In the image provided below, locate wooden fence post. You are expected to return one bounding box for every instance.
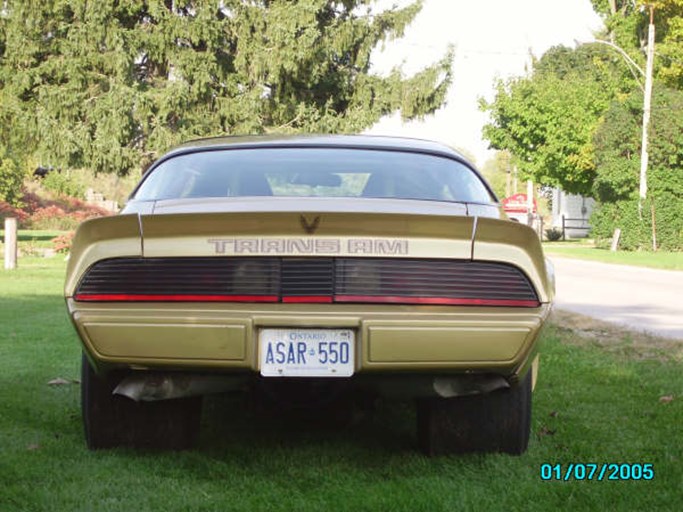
[561,215,566,241]
[4,217,18,270]
[610,228,621,252]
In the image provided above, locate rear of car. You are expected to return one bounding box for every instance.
[65,135,554,455]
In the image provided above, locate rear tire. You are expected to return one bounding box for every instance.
[417,371,532,456]
[81,354,202,450]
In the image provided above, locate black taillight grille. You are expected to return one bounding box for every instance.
[337,259,536,300]
[281,258,334,297]
[75,257,279,296]
[75,257,539,306]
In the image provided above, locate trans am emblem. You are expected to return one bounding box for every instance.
[299,215,321,234]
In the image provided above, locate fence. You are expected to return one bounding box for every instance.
[561,215,591,241]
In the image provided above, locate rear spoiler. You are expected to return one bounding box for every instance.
[66,212,553,303]
[65,215,141,297]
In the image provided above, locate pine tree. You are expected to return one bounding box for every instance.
[0,0,452,176]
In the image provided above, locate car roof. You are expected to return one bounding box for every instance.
[163,134,471,164]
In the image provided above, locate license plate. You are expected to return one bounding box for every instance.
[259,329,355,377]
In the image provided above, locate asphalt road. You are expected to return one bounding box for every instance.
[549,257,683,340]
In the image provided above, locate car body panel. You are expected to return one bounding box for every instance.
[67,299,549,378]
[473,217,554,303]
[65,135,553,393]
[65,208,551,302]
[65,215,142,296]
[139,210,475,260]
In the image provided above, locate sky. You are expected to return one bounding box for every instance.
[366,0,604,166]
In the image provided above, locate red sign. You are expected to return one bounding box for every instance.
[502,193,537,214]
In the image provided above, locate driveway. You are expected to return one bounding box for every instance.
[549,257,683,340]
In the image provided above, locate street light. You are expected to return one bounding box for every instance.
[577,5,655,222]
[581,39,646,87]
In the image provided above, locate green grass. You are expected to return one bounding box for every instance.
[1,259,682,511]
[0,230,68,254]
[543,245,682,270]
[0,229,66,242]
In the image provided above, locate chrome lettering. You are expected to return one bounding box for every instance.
[262,239,285,253]
[235,239,258,253]
[207,239,229,254]
[348,239,374,254]
[287,239,314,254]
[315,239,341,254]
[207,238,409,255]
[375,239,408,255]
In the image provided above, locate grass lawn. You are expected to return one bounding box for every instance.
[543,244,682,271]
[0,229,66,242]
[1,259,681,511]
[0,229,68,254]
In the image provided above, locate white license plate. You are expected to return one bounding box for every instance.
[259,329,355,377]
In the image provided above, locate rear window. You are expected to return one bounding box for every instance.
[134,148,495,204]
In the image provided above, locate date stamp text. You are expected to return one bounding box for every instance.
[540,463,654,481]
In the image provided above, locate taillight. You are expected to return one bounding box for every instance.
[74,257,540,307]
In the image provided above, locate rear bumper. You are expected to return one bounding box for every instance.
[68,300,550,379]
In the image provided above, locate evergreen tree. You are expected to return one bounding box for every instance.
[0,0,452,177]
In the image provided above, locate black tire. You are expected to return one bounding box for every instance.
[417,371,532,456]
[81,354,202,450]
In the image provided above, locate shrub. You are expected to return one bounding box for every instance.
[17,189,111,230]
[2,187,112,230]
[28,204,109,230]
[591,87,683,251]
[0,201,30,224]
[52,231,75,253]
[590,194,683,251]
[545,227,563,241]
[29,206,74,230]
[41,171,85,199]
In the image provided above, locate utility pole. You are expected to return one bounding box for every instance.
[526,180,534,227]
[639,5,655,219]
[512,166,518,195]
[505,152,511,197]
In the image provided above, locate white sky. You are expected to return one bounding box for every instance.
[366,0,604,166]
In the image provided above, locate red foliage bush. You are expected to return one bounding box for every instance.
[21,191,44,213]
[52,231,75,253]
[0,201,30,224]
[13,188,112,230]
[3,188,112,254]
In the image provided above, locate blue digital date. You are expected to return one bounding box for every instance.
[540,463,654,481]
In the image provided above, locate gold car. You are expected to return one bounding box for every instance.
[65,135,554,455]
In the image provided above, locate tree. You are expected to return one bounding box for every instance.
[646,1,683,88]
[590,0,648,50]
[480,151,511,199]
[591,0,683,88]
[0,7,23,206]
[480,45,636,195]
[591,87,683,250]
[0,0,452,178]
[0,147,24,206]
